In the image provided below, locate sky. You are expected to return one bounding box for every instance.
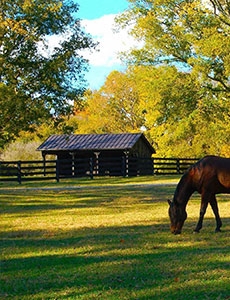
[76,0,134,90]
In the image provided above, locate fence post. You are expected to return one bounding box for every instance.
[122,154,129,177]
[43,159,46,176]
[56,160,60,182]
[152,158,155,175]
[89,157,93,179]
[123,151,129,177]
[17,161,22,184]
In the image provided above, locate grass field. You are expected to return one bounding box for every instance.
[1,176,230,299]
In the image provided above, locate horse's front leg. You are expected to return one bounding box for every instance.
[194,195,208,233]
[209,195,222,232]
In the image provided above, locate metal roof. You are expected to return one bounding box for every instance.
[37,133,155,153]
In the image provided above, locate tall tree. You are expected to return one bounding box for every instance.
[0,0,96,147]
[77,65,229,157]
[118,0,230,94]
[116,0,230,156]
[77,70,144,134]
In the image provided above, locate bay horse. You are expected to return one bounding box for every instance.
[168,156,230,234]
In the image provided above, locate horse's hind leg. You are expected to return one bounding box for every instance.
[194,196,208,233]
[209,195,222,232]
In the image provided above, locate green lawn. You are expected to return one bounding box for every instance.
[1,176,229,299]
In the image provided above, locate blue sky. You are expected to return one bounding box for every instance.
[76,0,133,90]
[77,0,129,20]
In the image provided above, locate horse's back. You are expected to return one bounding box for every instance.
[193,156,230,192]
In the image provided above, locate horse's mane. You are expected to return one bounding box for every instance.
[173,166,195,206]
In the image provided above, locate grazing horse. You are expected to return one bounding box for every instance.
[168,156,230,234]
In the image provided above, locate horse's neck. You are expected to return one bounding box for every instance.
[174,173,195,207]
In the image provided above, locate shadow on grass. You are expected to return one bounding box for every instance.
[0,184,177,215]
[1,183,229,299]
[1,219,230,300]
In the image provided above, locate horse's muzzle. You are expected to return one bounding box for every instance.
[171,227,182,235]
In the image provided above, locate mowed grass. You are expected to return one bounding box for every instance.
[0,176,229,300]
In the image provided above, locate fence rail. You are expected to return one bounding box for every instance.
[152,157,198,175]
[0,157,199,184]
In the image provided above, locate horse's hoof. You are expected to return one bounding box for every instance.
[193,230,200,234]
[215,229,221,233]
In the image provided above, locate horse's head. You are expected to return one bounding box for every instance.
[168,200,187,234]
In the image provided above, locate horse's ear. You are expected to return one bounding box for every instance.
[167,199,172,206]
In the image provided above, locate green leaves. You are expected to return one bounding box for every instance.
[0,0,96,147]
[106,0,230,156]
[120,0,230,93]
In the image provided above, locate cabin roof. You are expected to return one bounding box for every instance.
[37,133,155,153]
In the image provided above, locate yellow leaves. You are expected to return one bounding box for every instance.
[220,145,230,157]
[195,26,229,58]
[1,1,61,38]
[1,19,29,36]
[22,0,62,13]
[76,91,115,134]
[22,0,34,10]
[48,2,63,13]
[224,53,230,75]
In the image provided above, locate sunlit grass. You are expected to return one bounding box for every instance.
[0,176,229,299]
[0,175,179,189]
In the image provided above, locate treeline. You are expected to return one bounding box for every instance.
[1,0,229,160]
[75,66,229,157]
[2,64,229,160]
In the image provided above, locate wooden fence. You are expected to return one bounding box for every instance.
[0,157,199,184]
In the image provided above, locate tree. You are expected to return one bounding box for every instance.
[115,0,230,156]
[129,64,229,157]
[126,65,200,155]
[100,70,144,131]
[0,0,96,148]
[118,0,230,94]
[76,64,229,157]
[77,71,144,134]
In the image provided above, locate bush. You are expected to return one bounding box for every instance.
[1,141,42,161]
